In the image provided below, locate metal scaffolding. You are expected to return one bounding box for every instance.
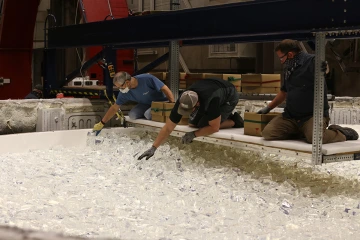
[312,32,326,165]
[168,0,180,100]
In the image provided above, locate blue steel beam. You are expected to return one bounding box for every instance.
[47,0,360,49]
[43,49,57,98]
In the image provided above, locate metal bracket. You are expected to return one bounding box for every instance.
[323,154,355,164]
[181,0,192,8]
[329,47,347,73]
[179,53,190,74]
[0,77,10,86]
[169,41,180,100]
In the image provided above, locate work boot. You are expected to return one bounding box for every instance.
[230,112,244,128]
[328,124,359,140]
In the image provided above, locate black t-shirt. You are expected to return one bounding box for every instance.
[169,78,235,124]
[281,52,329,120]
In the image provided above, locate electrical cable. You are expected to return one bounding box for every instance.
[74,0,85,81]
[107,0,113,17]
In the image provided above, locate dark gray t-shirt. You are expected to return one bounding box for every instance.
[169,78,236,124]
[281,52,329,121]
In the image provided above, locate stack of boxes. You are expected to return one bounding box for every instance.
[150,101,189,125]
[147,72,281,94]
[242,74,281,94]
[179,72,187,89]
[223,74,242,92]
[204,73,224,79]
[183,73,223,88]
[150,101,166,123]
[243,112,281,136]
[149,72,167,82]
[149,71,184,88]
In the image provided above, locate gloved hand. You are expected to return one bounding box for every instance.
[321,61,328,72]
[257,106,271,114]
[181,131,197,144]
[138,146,157,160]
[93,121,104,136]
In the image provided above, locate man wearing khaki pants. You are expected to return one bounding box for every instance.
[258,39,358,143]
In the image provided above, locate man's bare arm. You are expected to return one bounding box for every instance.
[102,104,120,123]
[192,116,221,137]
[161,85,175,103]
[268,90,287,109]
[153,118,177,148]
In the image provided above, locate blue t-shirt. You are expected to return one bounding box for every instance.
[116,74,168,105]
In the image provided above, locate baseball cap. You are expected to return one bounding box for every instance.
[177,90,198,116]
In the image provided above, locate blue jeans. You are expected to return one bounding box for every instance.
[128,103,152,120]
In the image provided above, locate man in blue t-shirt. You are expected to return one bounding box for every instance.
[92,71,174,133]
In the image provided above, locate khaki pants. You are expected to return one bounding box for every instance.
[262,115,346,144]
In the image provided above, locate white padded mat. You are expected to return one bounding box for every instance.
[127,118,264,145]
[127,118,360,156]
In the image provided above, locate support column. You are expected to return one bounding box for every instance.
[43,14,58,98]
[255,42,275,74]
[168,0,180,100]
[103,47,117,98]
[312,32,326,165]
[169,41,180,100]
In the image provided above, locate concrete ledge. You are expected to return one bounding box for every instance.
[0,99,105,135]
[0,225,115,240]
[1,97,360,135]
[0,99,135,135]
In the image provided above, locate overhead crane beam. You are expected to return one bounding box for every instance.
[47,0,360,49]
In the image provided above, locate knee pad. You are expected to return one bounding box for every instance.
[128,111,137,120]
[144,108,152,120]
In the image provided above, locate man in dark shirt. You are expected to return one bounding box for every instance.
[258,39,358,143]
[138,78,244,160]
[24,84,43,99]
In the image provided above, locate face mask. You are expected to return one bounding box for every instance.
[284,58,294,67]
[120,87,130,93]
[284,52,302,68]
